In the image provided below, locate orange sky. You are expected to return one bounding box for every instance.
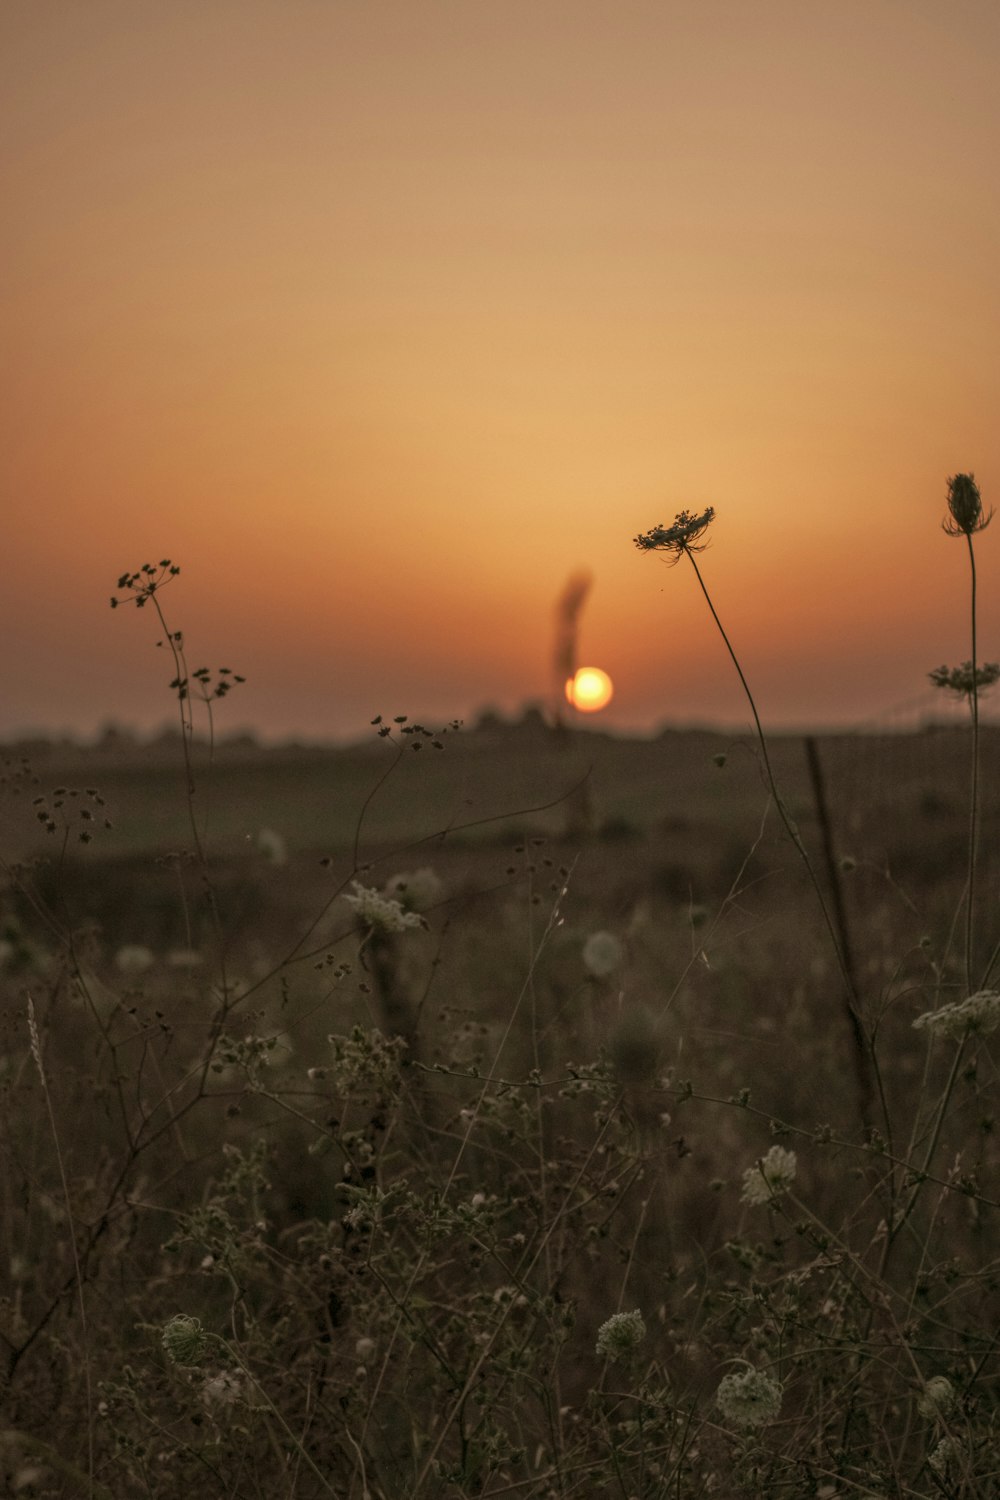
[3,0,999,741]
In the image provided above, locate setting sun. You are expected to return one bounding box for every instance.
[565,667,614,713]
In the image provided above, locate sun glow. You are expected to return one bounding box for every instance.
[565,666,614,713]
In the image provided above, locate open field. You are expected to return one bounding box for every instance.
[2,718,999,1496]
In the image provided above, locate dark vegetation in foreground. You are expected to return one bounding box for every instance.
[2,712,998,1497]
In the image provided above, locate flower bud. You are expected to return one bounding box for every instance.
[944,473,990,535]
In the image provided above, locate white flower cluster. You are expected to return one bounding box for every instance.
[256,826,288,865]
[582,930,623,977]
[344,881,423,934]
[913,990,1000,1040]
[715,1367,783,1429]
[115,944,155,975]
[918,1376,956,1419]
[740,1145,797,1206]
[595,1308,646,1361]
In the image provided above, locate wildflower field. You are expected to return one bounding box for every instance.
[2,489,999,1497]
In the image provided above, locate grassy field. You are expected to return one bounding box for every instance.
[2,710,998,1497]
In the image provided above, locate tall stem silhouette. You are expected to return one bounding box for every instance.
[682,547,875,1127]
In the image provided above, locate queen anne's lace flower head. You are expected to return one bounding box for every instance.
[634,507,716,564]
[913,990,1000,1040]
[344,882,423,935]
[582,930,623,977]
[918,1376,956,1419]
[740,1144,797,1206]
[595,1309,646,1361]
[161,1314,212,1366]
[715,1367,783,1429]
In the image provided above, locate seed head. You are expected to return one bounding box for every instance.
[634,507,715,564]
[161,1314,213,1366]
[943,473,992,537]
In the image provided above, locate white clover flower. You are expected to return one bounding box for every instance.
[715,1367,783,1429]
[595,1308,646,1361]
[740,1145,797,1206]
[115,944,155,976]
[384,866,443,912]
[913,990,1000,1040]
[928,1435,961,1478]
[167,947,204,970]
[343,882,422,935]
[582,930,623,978]
[918,1376,956,1419]
[256,827,288,865]
[201,1370,245,1410]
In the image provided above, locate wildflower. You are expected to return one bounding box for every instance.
[383,866,443,912]
[582,930,623,977]
[634,507,716,563]
[943,473,992,537]
[740,1144,797,1206]
[715,1366,783,1429]
[595,1308,646,1361]
[343,882,422,935]
[913,989,1000,1040]
[928,1435,961,1479]
[928,661,1000,699]
[161,1314,212,1366]
[201,1370,245,1410]
[115,944,155,975]
[256,827,288,865]
[167,947,204,969]
[918,1376,956,1419]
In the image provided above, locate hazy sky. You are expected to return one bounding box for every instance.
[3,0,999,741]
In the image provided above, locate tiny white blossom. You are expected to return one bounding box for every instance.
[741,1145,797,1206]
[256,827,288,865]
[115,944,155,975]
[201,1370,245,1410]
[343,882,422,935]
[918,1376,956,1419]
[716,1367,783,1429]
[913,990,1000,1040]
[928,1435,961,1478]
[167,947,204,970]
[582,930,623,978]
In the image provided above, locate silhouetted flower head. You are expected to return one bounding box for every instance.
[943,473,992,537]
[929,661,1000,700]
[634,507,715,563]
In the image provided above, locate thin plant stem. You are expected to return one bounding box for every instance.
[27,997,94,1493]
[683,548,875,1126]
[964,530,980,995]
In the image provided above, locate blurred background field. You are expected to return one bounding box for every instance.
[4,716,999,980]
